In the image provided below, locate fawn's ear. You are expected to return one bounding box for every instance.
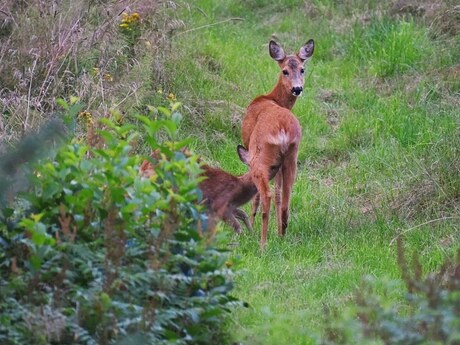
[298,39,315,61]
[237,145,250,166]
[269,40,286,62]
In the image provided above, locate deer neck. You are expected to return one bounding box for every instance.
[239,173,258,195]
[267,76,298,110]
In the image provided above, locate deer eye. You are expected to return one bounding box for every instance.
[300,68,305,74]
[282,70,289,76]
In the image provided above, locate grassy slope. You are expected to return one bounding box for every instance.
[169,1,460,344]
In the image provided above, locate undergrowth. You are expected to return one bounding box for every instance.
[0,101,239,344]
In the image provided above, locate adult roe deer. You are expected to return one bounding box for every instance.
[241,39,315,248]
[139,147,276,234]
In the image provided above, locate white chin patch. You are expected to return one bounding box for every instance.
[292,91,303,97]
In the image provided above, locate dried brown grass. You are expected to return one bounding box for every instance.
[0,0,182,148]
[391,0,460,36]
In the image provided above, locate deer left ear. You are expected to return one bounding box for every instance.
[269,40,286,62]
[298,39,315,61]
[237,145,251,166]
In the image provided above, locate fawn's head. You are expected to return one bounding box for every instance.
[269,39,315,97]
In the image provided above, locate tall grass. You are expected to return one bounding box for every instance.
[351,19,435,77]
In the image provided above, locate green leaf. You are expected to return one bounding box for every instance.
[122,203,138,214]
[30,254,43,270]
[157,106,171,117]
[164,329,180,340]
[56,98,69,110]
[161,120,177,136]
[100,292,112,310]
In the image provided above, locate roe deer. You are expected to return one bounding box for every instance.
[241,39,315,248]
[139,146,271,234]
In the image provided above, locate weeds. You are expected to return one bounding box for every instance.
[322,237,460,345]
[0,0,181,147]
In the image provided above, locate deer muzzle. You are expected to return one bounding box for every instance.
[291,86,303,97]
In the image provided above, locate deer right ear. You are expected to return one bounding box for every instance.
[237,145,250,166]
[269,40,286,62]
[298,39,315,61]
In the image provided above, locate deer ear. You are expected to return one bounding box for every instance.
[237,145,250,166]
[269,40,286,62]
[298,39,314,61]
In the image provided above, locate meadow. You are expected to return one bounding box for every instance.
[169,1,460,343]
[1,0,459,344]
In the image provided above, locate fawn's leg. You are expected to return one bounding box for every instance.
[216,205,243,234]
[234,208,253,232]
[251,193,260,226]
[221,212,243,234]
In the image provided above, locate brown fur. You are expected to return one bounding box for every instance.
[199,164,257,234]
[242,39,314,248]
[139,147,257,234]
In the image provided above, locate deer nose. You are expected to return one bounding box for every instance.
[292,86,303,96]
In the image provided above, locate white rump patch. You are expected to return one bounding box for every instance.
[268,129,291,152]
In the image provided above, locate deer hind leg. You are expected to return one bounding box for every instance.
[274,171,283,235]
[279,150,298,236]
[251,169,271,249]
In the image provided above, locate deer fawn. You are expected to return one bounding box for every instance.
[241,39,315,248]
[140,147,266,234]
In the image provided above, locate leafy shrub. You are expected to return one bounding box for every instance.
[321,238,460,345]
[0,102,239,344]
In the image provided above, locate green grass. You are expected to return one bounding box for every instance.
[168,0,460,343]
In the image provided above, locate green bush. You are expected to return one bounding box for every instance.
[321,238,460,345]
[0,103,239,344]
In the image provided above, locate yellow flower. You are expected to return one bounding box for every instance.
[131,12,141,21]
[120,23,129,28]
[79,111,94,125]
[168,93,177,102]
[103,73,113,82]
